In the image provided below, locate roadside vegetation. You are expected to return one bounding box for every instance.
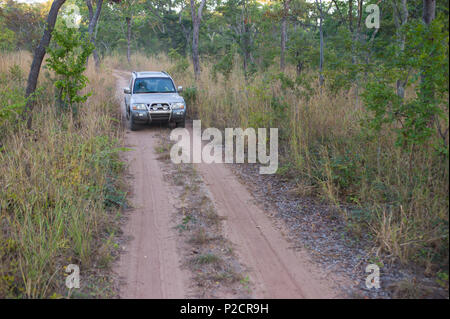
[0,50,125,298]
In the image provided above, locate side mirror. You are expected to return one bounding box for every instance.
[177,86,183,93]
[123,87,131,94]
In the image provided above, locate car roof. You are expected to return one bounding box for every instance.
[134,71,170,78]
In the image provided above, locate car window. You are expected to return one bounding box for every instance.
[133,77,175,93]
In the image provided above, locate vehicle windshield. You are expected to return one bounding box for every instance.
[133,77,175,93]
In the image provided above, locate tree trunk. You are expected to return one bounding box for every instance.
[422,0,435,25]
[93,24,100,66]
[348,0,353,33]
[280,17,287,71]
[296,58,303,76]
[349,0,363,106]
[421,0,436,104]
[280,0,290,71]
[192,19,200,78]
[24,0,66,130]
[319,20,324,86]
[179,6,191,54]
[351,0,362,65]
[190,0,206,80]
[86,0,104,68]
[242,0,251,77]
[126,16,132,64]
[393,0,408,99]
[317,0,324,86]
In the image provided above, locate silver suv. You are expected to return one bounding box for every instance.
[123,71,186,130]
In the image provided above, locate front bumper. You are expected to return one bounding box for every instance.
[131,109,185,123]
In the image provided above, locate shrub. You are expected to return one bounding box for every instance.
[46,25,94,110]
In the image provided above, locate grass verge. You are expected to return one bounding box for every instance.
[0,52,126,298]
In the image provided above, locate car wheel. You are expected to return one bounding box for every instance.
[176,120,185,128]
[129,118,138,131]
[169,122,176,129]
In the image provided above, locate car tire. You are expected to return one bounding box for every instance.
[129,118,138,131]
[176,120,185,128]
[169,122,176,129]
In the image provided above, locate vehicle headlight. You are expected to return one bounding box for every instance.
[172,102,185,110]
[132,103,147,110]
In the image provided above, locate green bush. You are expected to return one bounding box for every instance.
[182,86,198,108]
[46,25,94,110]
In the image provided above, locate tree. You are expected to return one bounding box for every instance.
[189,0,206,80]
[178,3,192,54]
[0,0,47,51]
[217,0,258,76]
[116,0,140,64]
[422,0,435,25]
[315,0,324,86]
[86,0,104,68]
[287,0,313,76]
[0,21,15,51]
[24,0,67,129]
[362,0,448,149]
[392,0,408,99]
[288,27,315,76]
[280,0,291,71]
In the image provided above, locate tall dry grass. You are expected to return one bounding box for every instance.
[107,53,448,273]
[0,53,124,298]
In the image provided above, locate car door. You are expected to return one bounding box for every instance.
[124,76,133,110]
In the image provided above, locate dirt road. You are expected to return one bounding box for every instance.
[114,71,190,298]
[113,71,337,299]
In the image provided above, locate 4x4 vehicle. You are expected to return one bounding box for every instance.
[124,71,186,130]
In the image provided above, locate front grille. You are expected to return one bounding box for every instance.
[150,112,170,121]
